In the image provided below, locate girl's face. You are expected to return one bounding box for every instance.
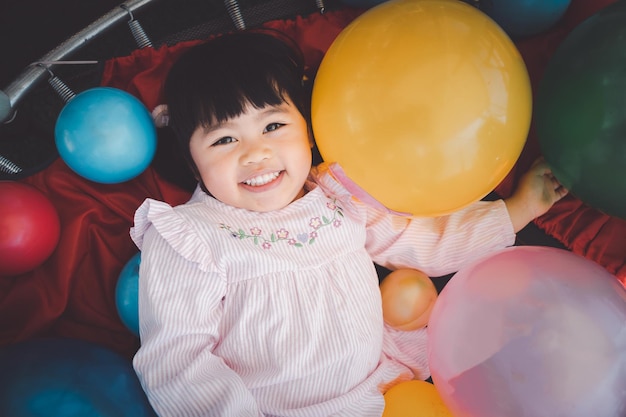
[189,98,312,212]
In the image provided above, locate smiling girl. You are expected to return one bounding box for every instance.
[130,30,566,417]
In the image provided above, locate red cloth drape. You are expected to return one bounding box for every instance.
[2,1,624,360]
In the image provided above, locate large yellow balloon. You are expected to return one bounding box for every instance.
[383,380,453,417]
[312,0,531,216]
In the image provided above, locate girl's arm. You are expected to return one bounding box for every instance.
[363,159,566,277]
[364,198,516,277]
[134,227,262,417]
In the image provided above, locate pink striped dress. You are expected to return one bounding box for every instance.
[130,163,515,416]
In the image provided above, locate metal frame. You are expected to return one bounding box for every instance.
[1,0,156,124]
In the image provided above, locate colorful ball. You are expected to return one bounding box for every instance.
[0,181,60,276]
[312,0,530,217]
[55,87,156,184]
[479,0,572,38]
[535,0,626,219]
[427,246,626,417]
[380,269,438,331]
[383,380,452,417]
[115,252,141,337]
[0,338,156,417]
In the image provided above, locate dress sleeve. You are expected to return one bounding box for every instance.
[363,199,516,277]
[311,162,516,277]
[132,203,263,417]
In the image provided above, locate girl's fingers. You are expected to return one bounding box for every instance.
[550,176,561,189]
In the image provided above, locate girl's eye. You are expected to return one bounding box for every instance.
[212,136,236,146]
[264,122,284,133]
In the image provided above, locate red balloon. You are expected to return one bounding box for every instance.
[0,181,61,276]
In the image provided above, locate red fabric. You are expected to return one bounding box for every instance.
[2,3,624,360]
[1,161,190,358]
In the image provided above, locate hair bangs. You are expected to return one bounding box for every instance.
[194,65,290,129]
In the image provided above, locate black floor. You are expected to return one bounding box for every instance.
[1,0,122,88]
[1,0,324,88]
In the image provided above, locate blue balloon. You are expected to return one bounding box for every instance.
[55,87,156,184]
[478,0,572,38]
[0,338,156,417]
[116,252,141,337]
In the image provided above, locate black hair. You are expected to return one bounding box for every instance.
[167,30,309,186]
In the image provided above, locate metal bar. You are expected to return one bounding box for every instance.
[1,0,157,121]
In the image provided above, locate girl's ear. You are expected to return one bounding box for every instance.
[151,104,169,128]
[309,128,324,165]
[307,125,315,148]
[152,126,198,192]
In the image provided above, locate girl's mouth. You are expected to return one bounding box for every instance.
[242,171,282,187]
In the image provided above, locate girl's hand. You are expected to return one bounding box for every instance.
[504,157,569,232]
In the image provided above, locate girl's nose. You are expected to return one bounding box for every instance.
[241,140,271,165]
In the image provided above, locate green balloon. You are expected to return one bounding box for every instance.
[535,0,626,219]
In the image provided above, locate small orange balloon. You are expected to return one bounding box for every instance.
[383,380,453,417]
[380,269,438,331]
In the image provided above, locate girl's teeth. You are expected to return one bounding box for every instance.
[244,172,280,186]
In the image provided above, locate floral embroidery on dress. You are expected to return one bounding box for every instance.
[220,199,344,249]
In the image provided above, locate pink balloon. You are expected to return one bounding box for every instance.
[427,246,626,417]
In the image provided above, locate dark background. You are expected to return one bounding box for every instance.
[1,0,122,88]
[1,0,327,89]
